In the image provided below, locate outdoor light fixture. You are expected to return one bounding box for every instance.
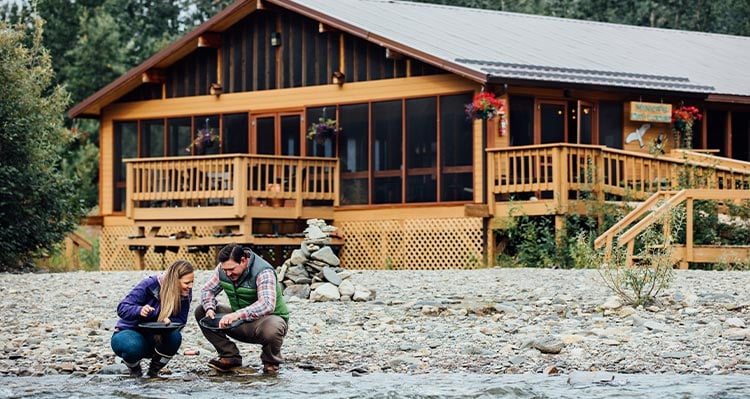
[270,32,281,47]
[331,71,346,86]
[209,82,223,97]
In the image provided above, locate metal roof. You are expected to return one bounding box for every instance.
[281,0,750,96]
[69,0,750,118]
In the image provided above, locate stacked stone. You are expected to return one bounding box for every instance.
[277,219,375,302]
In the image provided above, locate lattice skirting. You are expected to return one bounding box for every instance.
[101,225,219,271]
[338,217,485,270]
[103,217,485,270]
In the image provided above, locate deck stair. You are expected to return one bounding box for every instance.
[594,189,750,269]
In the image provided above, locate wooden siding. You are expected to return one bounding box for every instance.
[115,7,442,103]
[100,74,476,216]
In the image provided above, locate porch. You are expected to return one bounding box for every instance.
[122,154,340,269]
[486,144,750,267]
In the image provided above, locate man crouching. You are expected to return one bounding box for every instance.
[195,244,289,375]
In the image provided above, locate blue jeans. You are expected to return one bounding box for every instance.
[110,329,182,363]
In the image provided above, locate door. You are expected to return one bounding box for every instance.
[250,112,304,196]
[577,101,595,144]
[537,100,567,144]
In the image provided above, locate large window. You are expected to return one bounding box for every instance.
[113,122,137,212]
[140,119,164,157]
[193,115,220,155]
[306,106,337,158]
[223,113,248,153]
[339,103,369,205]
[168,117,191,156]
[440,94,473,202]
[338,93,474,206]
[509,96,534,146]
[373,100,403,204]
[406,97,437,203]
[599,102,623,149]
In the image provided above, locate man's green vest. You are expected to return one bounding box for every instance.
[219,253,289,321]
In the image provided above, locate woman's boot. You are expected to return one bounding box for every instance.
[124,360,142,377]
[147,349,172,377]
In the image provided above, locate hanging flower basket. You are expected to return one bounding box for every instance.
[465,92,504,120]
[307,117,341,144]
[185,128,219,153]
[671,105,702,149]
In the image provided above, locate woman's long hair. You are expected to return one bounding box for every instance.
[157,260,194,322]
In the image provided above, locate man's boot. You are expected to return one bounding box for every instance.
[124,360,142,377]
[147,350,172,378]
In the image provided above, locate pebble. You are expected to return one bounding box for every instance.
[1,268,749,376]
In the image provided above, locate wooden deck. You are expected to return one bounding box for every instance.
[486,144,750,267]
[116,145,750,269]
[122,154,340,268]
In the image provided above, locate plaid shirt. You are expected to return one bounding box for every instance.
[200,265,277,321]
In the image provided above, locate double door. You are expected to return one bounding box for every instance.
[251,112,303,156]
[536,100,595,145]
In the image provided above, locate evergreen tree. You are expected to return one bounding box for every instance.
[0,18,84,270]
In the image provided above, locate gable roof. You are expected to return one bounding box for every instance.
[69,0,750,118]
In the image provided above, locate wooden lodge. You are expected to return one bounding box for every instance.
[68,0,750,270]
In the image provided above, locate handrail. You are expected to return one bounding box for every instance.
[616,190,687,246]
[608,189,750,268]
[123,154,339,220]
[593,191,677,252]
[486,144,750,214]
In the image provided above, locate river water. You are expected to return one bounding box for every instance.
[2,371,749,399]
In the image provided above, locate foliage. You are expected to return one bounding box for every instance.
[0,18,85,270]
[41,234,100,272]
[61,124,100,209]
[493,201,558,268]
[596,204,683,307]
[185,128,219,153]
[465,91,504,120]
[307,118,340,143]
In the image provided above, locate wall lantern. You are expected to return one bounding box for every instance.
[331,71,346,86]
[270,32,281,47]
[209,82,223,97]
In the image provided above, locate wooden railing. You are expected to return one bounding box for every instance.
[594,189,750,269]
[125,154,339,221]
[486,144,750,214]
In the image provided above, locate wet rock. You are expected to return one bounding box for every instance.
[531,337,564,354]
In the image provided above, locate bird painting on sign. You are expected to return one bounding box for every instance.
[625,123,652,148]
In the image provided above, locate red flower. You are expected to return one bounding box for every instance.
[465,92,504,120]
[671,104,702,149]
[671,105,702,124]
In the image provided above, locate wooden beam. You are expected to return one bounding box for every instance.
[141,69,165,84]
[385,48,404,60]
[464,204,489,218]
[319,22,338,33]
[198,32,222,48]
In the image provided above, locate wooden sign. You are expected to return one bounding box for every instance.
[629,102,672,123]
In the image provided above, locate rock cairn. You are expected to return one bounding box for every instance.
[277,219,375,302]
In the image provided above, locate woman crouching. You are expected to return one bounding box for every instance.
[110,260,195,377]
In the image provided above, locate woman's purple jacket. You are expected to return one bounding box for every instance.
[115,275,192,330]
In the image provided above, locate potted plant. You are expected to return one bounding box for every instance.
[671,105,702,149]
[185,128,219,154]
[465,91,504,120]
[307,117,340,144]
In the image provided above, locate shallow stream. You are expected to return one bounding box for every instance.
[2,371,749,399]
